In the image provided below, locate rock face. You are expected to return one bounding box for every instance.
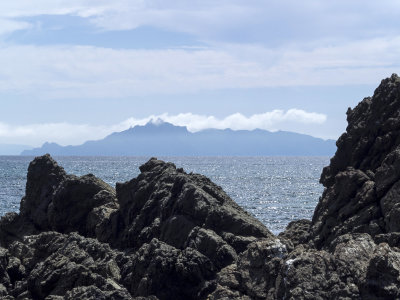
[313,74,400,249]
[0,154,276,299]
[1,74,400,299]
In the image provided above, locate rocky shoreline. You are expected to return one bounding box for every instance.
[1,75,400,299]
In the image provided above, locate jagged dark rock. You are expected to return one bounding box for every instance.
[0,153,276,299]
[278,219,311,251]
[313,74,400,249]
[107,157,272,253]
[1,74,400,299]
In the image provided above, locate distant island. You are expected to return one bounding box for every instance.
[21,121,336,156]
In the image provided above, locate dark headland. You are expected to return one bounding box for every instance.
[1,74,400,299]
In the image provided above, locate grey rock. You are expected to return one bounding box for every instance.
[8,231,131,299]
[277,234,378,299]
[313,74,400,248]
[119,238,216,299]
[1,154,277,299]
[320,74,400,187]
[109,157,273,253]
[236,239,286,299]
[47,174,117,236]
[185,226,237,269]
[364,243,400,298]
[0,154,119,248]
[278,219,311,251]
[374,232,400,247]
[312,168,380,248]
[20,154,66,230]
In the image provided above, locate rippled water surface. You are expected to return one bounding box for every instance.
[0,156,329,234]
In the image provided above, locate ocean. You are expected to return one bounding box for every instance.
[0,156,329,234]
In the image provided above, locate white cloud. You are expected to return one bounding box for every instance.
[0,0,397,52]
[0,0,399,42]
[145,110,327,132]
[0,110,327,147]
[0,37,398,99]
[0,1,397,97]
[0,18,31,35]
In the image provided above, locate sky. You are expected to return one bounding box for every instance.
[0,0,399,147]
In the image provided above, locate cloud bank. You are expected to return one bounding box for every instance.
[137,110,327,132]
[0,1,399,42]
[0,39,398,99]
[0,110,327,147]
[0,1,397,98]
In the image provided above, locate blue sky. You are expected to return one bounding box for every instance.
[0,0,399,146]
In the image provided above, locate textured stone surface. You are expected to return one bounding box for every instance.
[0,154,275,299]
[313,74,400,249]
[109,158,273,252]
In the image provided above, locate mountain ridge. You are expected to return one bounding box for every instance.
[21,121,336,156]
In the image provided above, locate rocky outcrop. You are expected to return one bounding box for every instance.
[1,74,400,299]
[0,154,276,299]
[108,158,272,252]
[313,74,400,249]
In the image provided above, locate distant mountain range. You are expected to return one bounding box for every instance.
[21,121,336,156]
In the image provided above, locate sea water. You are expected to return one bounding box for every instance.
[0,156,329,234]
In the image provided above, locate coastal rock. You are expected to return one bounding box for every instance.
[20,154,66,230]
[320,74,400,187]
[0,155,276,299]
[364,243,400,298]
[119,238,216,299]
[209,238,287,300]
[0,155,119,247]
[277,233,400,299]
[0,247,12,297]
[278,219,311,250]
[0,231,133,299]
[279,74,400,298]
[47,174,118,237]
[108,157,273,254]
[313,74,400,248]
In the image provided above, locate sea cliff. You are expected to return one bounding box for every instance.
[1,75,400,299]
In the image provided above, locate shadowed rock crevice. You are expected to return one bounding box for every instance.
[1,74,400,299]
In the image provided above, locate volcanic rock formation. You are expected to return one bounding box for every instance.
[1,74,400,299]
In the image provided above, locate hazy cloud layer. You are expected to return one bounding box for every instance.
[0,1,399,42]
[0,39,398,98]
[134,110,327,132]
[0,1,397,98]
[0,110,327,147]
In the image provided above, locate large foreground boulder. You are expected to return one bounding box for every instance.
[0,154,277,299]
[1,74,400,299]
[107,157,273,253]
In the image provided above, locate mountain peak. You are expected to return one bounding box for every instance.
[21,121,336,156]
[148,118,165,126]
[131,120,188,134]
